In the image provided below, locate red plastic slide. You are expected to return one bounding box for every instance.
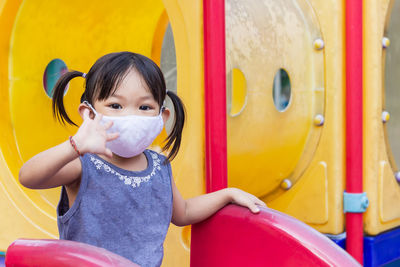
[191,205,361,267]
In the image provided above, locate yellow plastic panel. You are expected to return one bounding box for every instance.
[384,0,400,173]
[226,0,325,199]
[271,161,329,224]
[161,0,204,266]
[0,1,204,265]
[281,0,345,234]
[0,0,52,249]
[0,0,6,14]
[378,161,400,222]
[226,0,346,234]
[382,0,400,224]
[364,0,400,235]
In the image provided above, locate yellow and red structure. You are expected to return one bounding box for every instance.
[1,0,400,266]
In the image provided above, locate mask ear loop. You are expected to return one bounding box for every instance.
[160,106,166,115]
[160,90,168,115]
[83,101,98,115]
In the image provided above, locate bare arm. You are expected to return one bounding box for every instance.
[19,108,118,189]
[19,140,81,189]
[171,177,266,226]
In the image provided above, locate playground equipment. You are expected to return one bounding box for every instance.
[5,239,139,266]
[5,206,361,267]
[191,205,360,267]
[0,0,400,266]
[0,0,202,265]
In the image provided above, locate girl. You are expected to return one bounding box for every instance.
[19,52,266,267]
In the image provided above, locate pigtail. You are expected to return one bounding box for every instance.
[163,90,185,162]
[52,70,85,127]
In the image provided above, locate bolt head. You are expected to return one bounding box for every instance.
[313,39,324,50]
[382,111,390,123]
[361,196,369,209]
[382,37,390,48]
[281,179,292,190]
[395,172,400,183]
[314,114,325,126]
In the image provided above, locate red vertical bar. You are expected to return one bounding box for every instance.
[203,0,227,193]
[345,0,364,264]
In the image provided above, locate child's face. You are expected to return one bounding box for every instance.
[79,69,170,124]
[81,69,169,122]
[95,69,160,117]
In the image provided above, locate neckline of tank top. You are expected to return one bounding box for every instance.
[89,149,155,177]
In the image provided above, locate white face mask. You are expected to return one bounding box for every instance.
[84,101,164,158]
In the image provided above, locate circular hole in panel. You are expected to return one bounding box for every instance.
[272,68,291,112]
[385,0,400,172]
[227,67,247,116]
[43,59,68,98]
[160,23,177,134]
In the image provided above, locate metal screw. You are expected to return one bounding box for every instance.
[395,172,400,183]
[382,111,390,123]
[382,37,390,48]
[361,196,370,209]
[313,38,325,50]
[281,179,292,190]
[314,114,325,126]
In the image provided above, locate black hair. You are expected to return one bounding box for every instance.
[52,51,185,162]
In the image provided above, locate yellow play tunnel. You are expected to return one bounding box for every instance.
[0,0,204,266]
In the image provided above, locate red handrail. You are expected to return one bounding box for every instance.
[203,0,227,193]
[345,0,364,264]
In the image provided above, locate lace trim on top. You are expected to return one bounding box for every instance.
[89,151,161,188]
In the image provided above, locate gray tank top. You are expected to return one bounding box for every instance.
[57,149,173,267]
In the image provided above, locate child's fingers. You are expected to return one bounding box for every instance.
[107,132,119,142]
[94,113,103,123]
[104,148,113,159]
[103,120,113,130]
[255,198,267,207]
[248,202,260,213]
[246,192,267,207]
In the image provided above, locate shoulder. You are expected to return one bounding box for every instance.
[146,149,169,165]
[145,150,172,179]
[80,153,101,169]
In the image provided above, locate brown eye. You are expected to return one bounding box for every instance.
[110,103,122,109]
[139,105,151,111]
